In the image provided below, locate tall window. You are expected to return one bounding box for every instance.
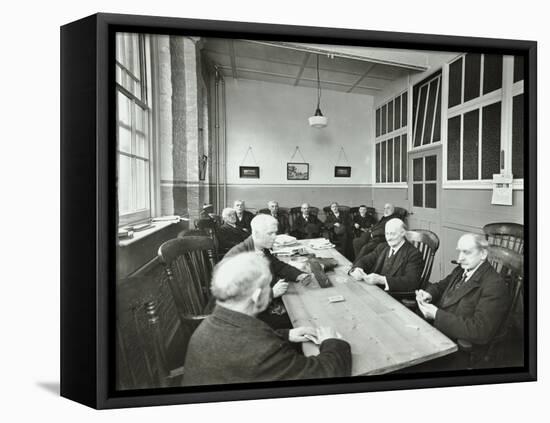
[375,91,408,184]
[116,33,153,225]
[445,53,524,185]
[412,70,442,148]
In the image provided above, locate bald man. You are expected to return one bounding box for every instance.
[349,218,423,294]
[292,203,323,239]
[353,203,398,259]
[267,200,290,235]
[183,252,351,386]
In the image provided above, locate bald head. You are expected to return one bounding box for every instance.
[383,203,395,217]
[301,203,310,215]
[211,252,272,313]
[385,218,406,248]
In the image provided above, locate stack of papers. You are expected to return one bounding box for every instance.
[273,234,297,247]
[308,239,335,250]
[272,246,304,257]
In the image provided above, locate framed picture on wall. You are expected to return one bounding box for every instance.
[334,166,351,177]
[239,165,260,178]
[287,162,309,180]
[61,12,536,410]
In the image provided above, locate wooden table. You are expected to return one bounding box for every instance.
[277,239,457,376]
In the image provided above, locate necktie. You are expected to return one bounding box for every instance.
[388,248,395,258]
[453,272,468,291]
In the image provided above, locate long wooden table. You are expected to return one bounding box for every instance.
[276,239,457,375]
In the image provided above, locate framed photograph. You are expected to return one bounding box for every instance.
[287,162,309,180]
[239,165,260,178]
[61,12,536,409]
[334,166,351,177]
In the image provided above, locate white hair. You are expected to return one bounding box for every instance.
[460,233,489,253]
[250,214,278,233]
[211,252,272,302]
[221,207,236,220]
[386,218,406,232]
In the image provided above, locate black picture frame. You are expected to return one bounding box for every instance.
[61,12,537,410]
[287,162,309,180]
[239,166,260,178]
[334,166,351,177]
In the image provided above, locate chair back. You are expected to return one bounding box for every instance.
[116,275,183,389]
[158,236,216,322]
[483,222,524,254]
[394,206,409,222]
[405,229,440,286]
[259,207,289,216]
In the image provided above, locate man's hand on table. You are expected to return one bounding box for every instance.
[363,273,386,287]
[289,326,344,344]
[272,279,289,298]
[296,273,313,286]
[417,295,438,321]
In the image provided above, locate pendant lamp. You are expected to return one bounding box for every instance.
[308,54,328,128]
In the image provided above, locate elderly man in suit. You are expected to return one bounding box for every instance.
[217,207,249,254]
[353,203,398,259]
[352,205,376,238]
[183,252,352,386]
[234,199,254,232]
[267,200,290,235]
[292,202,323,239]
[415,234,509,365]
[225,214,313,329]
[349,218,423,295]
[324,202,352,259]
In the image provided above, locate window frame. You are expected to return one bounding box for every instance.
[442,54,524,190]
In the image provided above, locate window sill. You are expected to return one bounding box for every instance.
[443,179,524,190]
[373,183,408,189]
[118,218,183,247]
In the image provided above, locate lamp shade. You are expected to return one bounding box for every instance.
[308,115,328,128]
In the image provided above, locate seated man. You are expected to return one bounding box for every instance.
[353,203,397,259]
[225,214,313,329]
[234,199,254,233]
[267,200,290,235]
[292,203,323,239]
[416,234,509,365]
[183,252,352,386]
[349,218,423,295]
[217,207,249,254]
[352,205,375,238]
[324,202,352,258]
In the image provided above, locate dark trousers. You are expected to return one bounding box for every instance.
[353,234,384,259]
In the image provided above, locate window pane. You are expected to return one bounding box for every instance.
[135,160,150,210]
[433,79,441,142]
[463,109,480,180]
[413,158,423,182]
[414,85,428,147]
[425,183,437,209]
[117,92,131,125]
[118,155,132,214]
[381,141,387,182]
[376,143,380,183]
[425,155,437,181]
[423,79,438,145]
[381,105,387,135]
[387,138,394,182]
[448,57,463,108]
[481,101,502,179]
[483,54,503,95]
[376,108,380,137]
[413,184,423,207]
[447,116,461,180]
[401,135,407,182]
[464,53,481,102]
[388,100,394,133]
[402,92,408,127]
[512,94,524,178]
[514,56,524,83]
[394,137,401,182]
[118,126,132,154]
[394,96,401,130]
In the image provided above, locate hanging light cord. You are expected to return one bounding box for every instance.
[316,55,322,110]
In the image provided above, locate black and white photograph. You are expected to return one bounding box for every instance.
[112,28,531,394]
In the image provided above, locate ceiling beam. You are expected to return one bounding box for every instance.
[228,40,238,79]
[294,52,310,86]
[346,63,377,93]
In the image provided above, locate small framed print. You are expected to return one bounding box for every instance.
[239,166,260,178]
[335,166,351,177]
[287,162,309,180]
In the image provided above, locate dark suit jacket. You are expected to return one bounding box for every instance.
[225,236,304,285]
[427,261,509,345]
[324,211,351,237]
[292,213,323,239]
[370,213,396,241]
[183,305,352,386]
[351,240,423,292]
[352,214,375,237]
[235,210,254,232]
[217,223,249,253]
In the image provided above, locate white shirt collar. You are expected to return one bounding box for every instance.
[464,260,485,281]
[388,239,406,256]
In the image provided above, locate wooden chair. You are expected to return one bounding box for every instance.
[158,236,217,327]
[457,245,524,367]
[399,230,440,308]
[393,206,409,222]
[116,276,186,389]
[483,222,524,254]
